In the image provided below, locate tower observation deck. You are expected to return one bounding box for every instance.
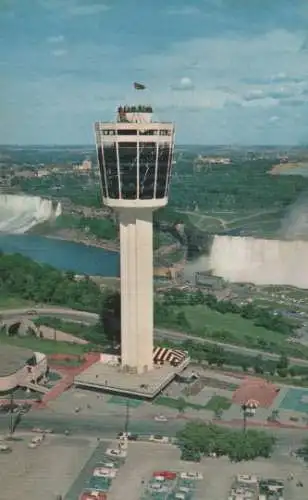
[94,105,175,374]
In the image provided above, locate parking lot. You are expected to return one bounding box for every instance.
[0,434,98,500]
[107,441,307,500]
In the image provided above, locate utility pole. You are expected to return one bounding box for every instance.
[9,391,14,438]
[242,403,248,434]
[124,399,130,433]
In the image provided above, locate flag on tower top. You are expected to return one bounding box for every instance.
[133,82,146,90]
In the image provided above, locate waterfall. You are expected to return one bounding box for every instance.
[0,194,62,234]
[209,235,308,288]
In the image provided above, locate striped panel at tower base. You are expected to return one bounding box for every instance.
[153,346,187,367]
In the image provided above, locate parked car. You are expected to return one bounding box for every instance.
[149,434,169,444]
[0,444,12,453]
[105,448,127,458]
[117,432,138,441]
[180,471,203,480]
[154,415,168,422]
[32,427,53,434]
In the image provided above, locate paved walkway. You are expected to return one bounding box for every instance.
[42,353,100,405]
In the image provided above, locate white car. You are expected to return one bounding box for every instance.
[105,448,127,458]
[154,415,168,422]
[32,427,53,434]
[99,461,117,470]
[93,467,117,478]
[0,444,11,453]
[180,471,203,480]
[28,442,39,449]
[31,434,45,444]
[149,435,169,444]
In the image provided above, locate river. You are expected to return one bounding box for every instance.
[0,234,120,276]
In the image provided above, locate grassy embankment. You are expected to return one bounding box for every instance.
[158,304,308,360]
[183,208,284,238]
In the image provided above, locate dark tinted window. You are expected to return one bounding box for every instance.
[139,142,157,199]
[139,130,157,136]
[118,142,137,199]
[103,143,119,198]
[117,129,137,135]
[97,145,107,197]
[156,144,170,198]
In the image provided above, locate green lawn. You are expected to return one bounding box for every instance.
[154,396,204,411]
[204,395,232,411]
[0,296,35,310]
[0,335,87,355]
[182,304,282,343]
[175,304,308,358]
[154,395,231,412]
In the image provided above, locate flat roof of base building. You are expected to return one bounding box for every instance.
[0,344,34,377]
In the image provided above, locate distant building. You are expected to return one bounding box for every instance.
[36,168,50,177]
[195,155,232,165]
[195,271,224,289]
[74,159,92,172]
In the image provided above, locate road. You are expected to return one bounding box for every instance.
[0,409,305,451]
[2,307,308,366]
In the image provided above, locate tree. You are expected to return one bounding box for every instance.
[206,346,226,367]
[176,397,187,414]
[253,354,264,374]
[176,311,189,329]
[176,421,276,462]
[99,290,121,346]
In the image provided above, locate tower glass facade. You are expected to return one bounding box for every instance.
[95,122,174,202]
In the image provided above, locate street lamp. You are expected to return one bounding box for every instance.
[241,399,258,433]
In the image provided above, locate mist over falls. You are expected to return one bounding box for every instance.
[0,194,62,233]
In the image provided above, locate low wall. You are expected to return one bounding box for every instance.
[0,352,47,392]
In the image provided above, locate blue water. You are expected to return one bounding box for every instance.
[0,234,120,277]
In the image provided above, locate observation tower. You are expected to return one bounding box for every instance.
[94,105,175,374]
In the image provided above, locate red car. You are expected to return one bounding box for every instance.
[153,471,177,480]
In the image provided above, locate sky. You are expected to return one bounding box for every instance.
[1,0,308,145]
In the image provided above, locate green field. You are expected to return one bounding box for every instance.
[174,304,308,357]
[204,395,232,411]
[0,296,35,310]
[181,208,283,238]
[154,395,232,412]
[0,335,87,355]
[182,304,281,341]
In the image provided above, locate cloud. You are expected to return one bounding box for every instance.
[243,89,266,101]
[68,3,110,16]
[278,98,306,107]
[166,7,200,15]
[51,49,67,57]
[266,88,297,100]
[47,35,65,43]
[243,86,304,103]
[269,115,280,122]
[171,77,195,91]
[38,0,110,16]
